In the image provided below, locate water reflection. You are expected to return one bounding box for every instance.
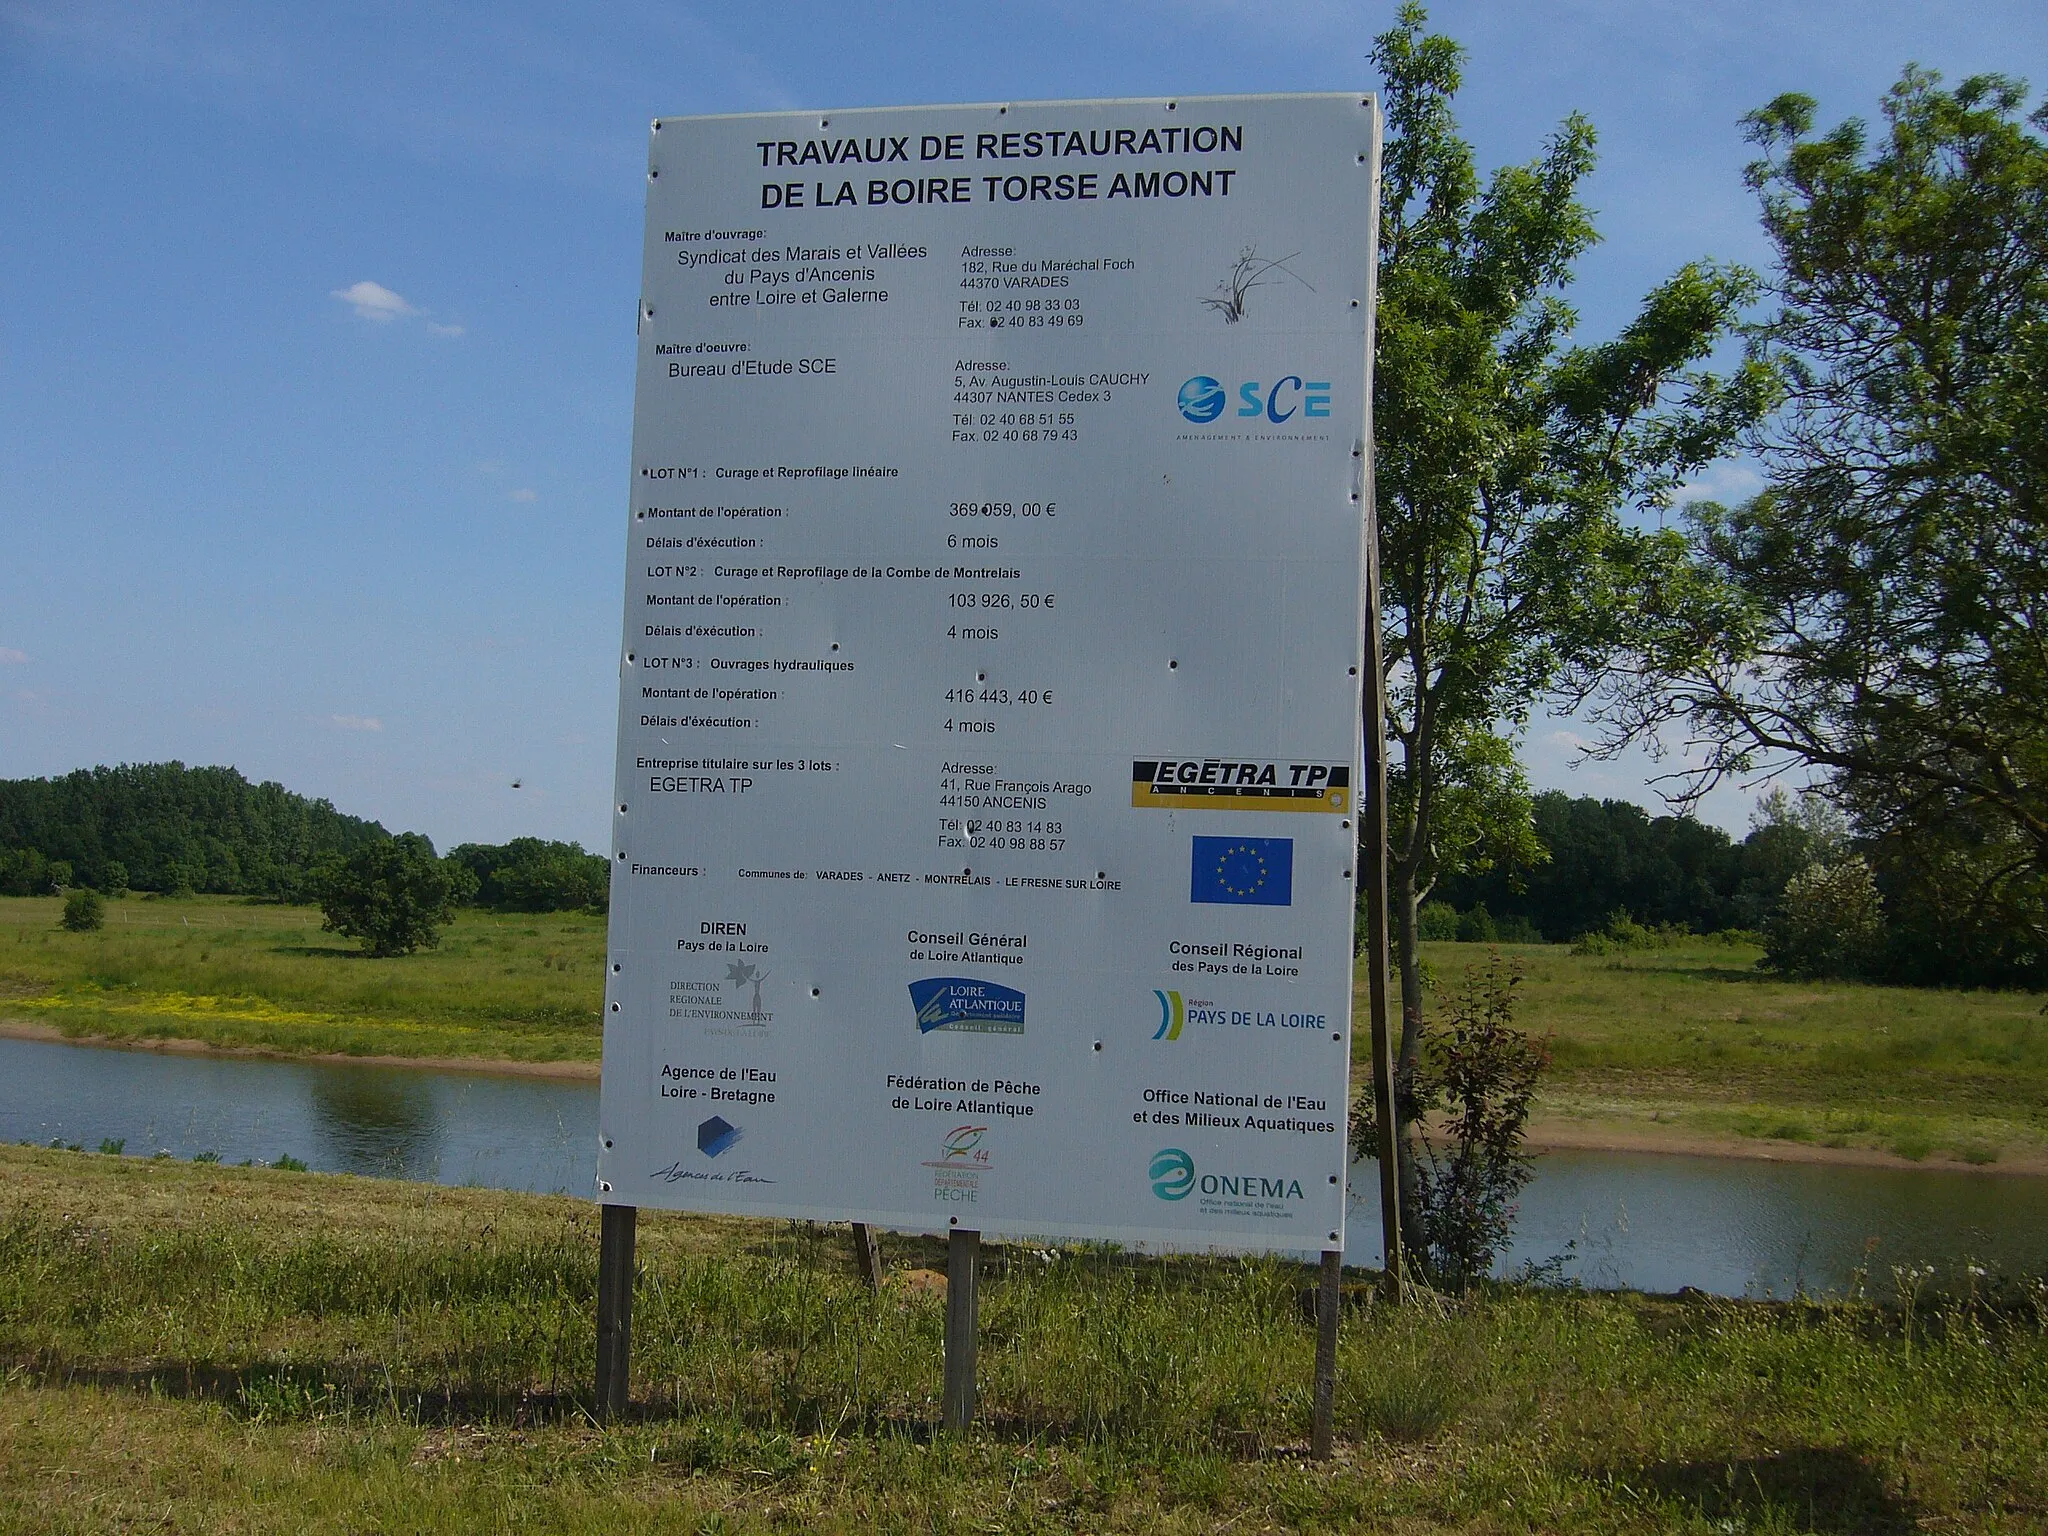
[306,1071,443,1178]
[0,1036,596,1195]
[1347,1148,2048,1296]
[5,1035,2044,1294]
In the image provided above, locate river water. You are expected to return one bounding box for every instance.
[5,1035,2043,1296]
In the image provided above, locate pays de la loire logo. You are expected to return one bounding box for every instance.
[1153,989,1186,1041]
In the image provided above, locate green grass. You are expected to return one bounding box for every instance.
[1373,939,2048,1167]
[0,894,604,1063]
[2,1145,2044,1532]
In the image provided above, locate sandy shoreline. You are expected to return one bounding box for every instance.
[0,1017,602,1081]
[1523,1114,2048,1176]
[7,1016,2042,1174]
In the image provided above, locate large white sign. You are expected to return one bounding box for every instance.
[599,95,1379,1254]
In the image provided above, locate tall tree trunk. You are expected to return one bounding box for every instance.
[1391,864,1427,1261]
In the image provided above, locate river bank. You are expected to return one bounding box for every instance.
[10,1007,2047,1175]
[3,1144,2043,1533]
[8,898,2046,1171]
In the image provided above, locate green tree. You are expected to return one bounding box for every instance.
[1764,856,1885,979]
[314,834,472,957]
[60,888,105,932]
[1351,955,1548,1289]
[447,838,610,913]
[1361,6,1773,1230]
[1605,69,2048,982]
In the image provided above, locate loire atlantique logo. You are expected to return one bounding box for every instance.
[1190,836,1294,906]
[908,977,1026,1035]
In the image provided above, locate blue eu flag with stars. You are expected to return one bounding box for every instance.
[1190,836,1293,906]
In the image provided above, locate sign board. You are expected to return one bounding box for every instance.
[599,94,1379,1254]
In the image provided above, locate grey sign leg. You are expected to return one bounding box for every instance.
[852,1221,883,1290]
[596,1203,637,1423]
[942,1227,980,1433]
[1311,1247,1341,1459]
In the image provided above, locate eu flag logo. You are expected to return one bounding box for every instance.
[1190,836,1293,906]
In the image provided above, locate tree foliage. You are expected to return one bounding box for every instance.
[1367,4,1772,1231]
[59,888,105,932]
[1353,955,1547,1290]
[1605,68,2048,983]
[1437,788,1835,939]
[0,762,386,899]
[447,838,610,914]
[314,834,472,957]
[1764,856,1885,979]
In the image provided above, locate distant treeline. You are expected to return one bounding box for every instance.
[445,838,609,914]
[0,763,387,901]
[0,763,609,914]
[1433,790,1822,942]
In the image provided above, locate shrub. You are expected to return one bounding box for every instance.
[1493,913,1544,943]
[1353,954,1549,1290]
[312,833,470,957]
[101,860,129,896]
[1764,856,1884,978]
[1417,900,1460,940]
[59,888,105,932]
[1571,910,1690,955]
[1455,903,1498,942]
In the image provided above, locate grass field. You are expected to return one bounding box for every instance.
[5,897,2045,1167]
[2,1145,2043,1533]
[0,894,605,1063]
[1418,938,2048,1168]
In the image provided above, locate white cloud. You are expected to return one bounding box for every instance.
[508,488,537,503]
[331,713,383,732]
[426,321,465,338]
[331,280,417,322]
[0,647,26,664]
[1671,459,1764,507]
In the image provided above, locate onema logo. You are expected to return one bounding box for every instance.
[1149,1147,1196,1200]
[1177,376,1225,423]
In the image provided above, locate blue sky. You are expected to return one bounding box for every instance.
[4,0,2043,852]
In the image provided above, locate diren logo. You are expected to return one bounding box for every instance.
[1177,376,1332,424]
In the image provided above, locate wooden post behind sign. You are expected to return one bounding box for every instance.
[852,1222,883,1290]
[942,1227,980,1433]
[1311,1247,1342,1457]
[595,1203,636,1423]
[1357,112,1406,1302]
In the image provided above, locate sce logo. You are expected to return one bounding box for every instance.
[1177,375,1332,425]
